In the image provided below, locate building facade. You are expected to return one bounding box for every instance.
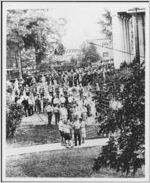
[112,8,145,69]
[90,39,113,61]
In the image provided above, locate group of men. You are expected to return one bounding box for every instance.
[7,66,108,147]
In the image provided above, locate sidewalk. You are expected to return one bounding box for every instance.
[6,138,108,157]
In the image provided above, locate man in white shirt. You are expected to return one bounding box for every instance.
[68,94,73,104]
[47,94,53,104]
[60,104,68,120]
[28,97,33,115]
[73,115,81,146]
[58,119,65,145]
[45,103,53,126]
[53,95,60,106]
[54,104,60,125]
[60,95,66,104]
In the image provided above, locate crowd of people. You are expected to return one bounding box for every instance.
[6,66,110,148]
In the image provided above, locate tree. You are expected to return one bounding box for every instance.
[38,62,50,73]
[81,43,100,65]
[70,57,77,65]
[93,59,145,176]
[7,9,66,68]
[6,102,24,138]
[97,9,112,41]
[54,43,65,56]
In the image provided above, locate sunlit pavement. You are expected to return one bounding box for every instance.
[6,138,109,157]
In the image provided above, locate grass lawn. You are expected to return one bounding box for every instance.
[7,123,101,148]
[6,146,144,178]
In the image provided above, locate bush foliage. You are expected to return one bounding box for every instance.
[93,60,145,176]
[6,102,24,138]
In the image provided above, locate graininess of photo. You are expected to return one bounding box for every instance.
[2,1,148,181]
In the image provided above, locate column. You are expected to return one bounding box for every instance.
[125,17,131,63]
[121,17,126,63]
[112,14,123,69]
[127,18,131,63]
[123,17,128,63]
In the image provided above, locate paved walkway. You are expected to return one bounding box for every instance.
[6,138,108,157]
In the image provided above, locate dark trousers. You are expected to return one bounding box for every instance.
[35,102,41,113]
[74,130,81,146]
[79,92,83,100]
[47,112,53,125]
[74,79,77,86]
[28,105,33,116]
[55,112,60,125]
[24,106,29,117]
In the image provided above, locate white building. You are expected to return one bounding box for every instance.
[112,8,145,69]
[53,49,82,62]
[88,39,113,61]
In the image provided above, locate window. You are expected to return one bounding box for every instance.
[102,42,108,47]
[103,52,109,57]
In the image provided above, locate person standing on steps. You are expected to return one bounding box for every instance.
[54,104,60,125]
[73,115,81,146]
[80,118,86,144]
[45,103,53,126]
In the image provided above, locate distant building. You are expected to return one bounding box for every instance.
[88,39,114,69]
[93,39,113,61]
[112,8,145,68]
[54,49,81,61]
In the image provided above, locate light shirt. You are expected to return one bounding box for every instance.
[46,105,53,113]
[17,98,22,105]
[47,95,52,103]
[81,121,86,128]
[53,97,60,105]
[28,98,33,105]
[83,99,89,106]
[60,107,68,119]
[63,124,70,134]
[68,96,73,103]
[54,106,59,113]
[73,120,81,130]
[60,96,66,104]
[58,120,64,131]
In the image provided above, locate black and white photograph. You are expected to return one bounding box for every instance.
[1,0,150,181]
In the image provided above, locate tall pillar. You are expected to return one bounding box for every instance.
[134,14,140,62]
[141,14,145,58]
[123,17,127,63]
[125,17,131,63]
[121,17,125,63]
[122,16,128,63]
[112,14,123,69]
[126,18,131,63]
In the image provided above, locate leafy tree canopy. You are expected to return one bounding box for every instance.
[7,9,67,66]
[81,43,100,64]
[97,9,112,41]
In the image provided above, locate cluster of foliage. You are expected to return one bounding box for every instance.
[93,59,145,176]
[7,9,66,67]
[6,102,24,138]
[54,43,65,56]
[97,9,112,41]
[70,57,77,66]
[81,43,100,65]
[38,62,50,73]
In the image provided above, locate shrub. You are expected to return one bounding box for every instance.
[93,60,145,176]
[6,102,24,138]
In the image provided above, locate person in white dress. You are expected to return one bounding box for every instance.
[80,118,86,143]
